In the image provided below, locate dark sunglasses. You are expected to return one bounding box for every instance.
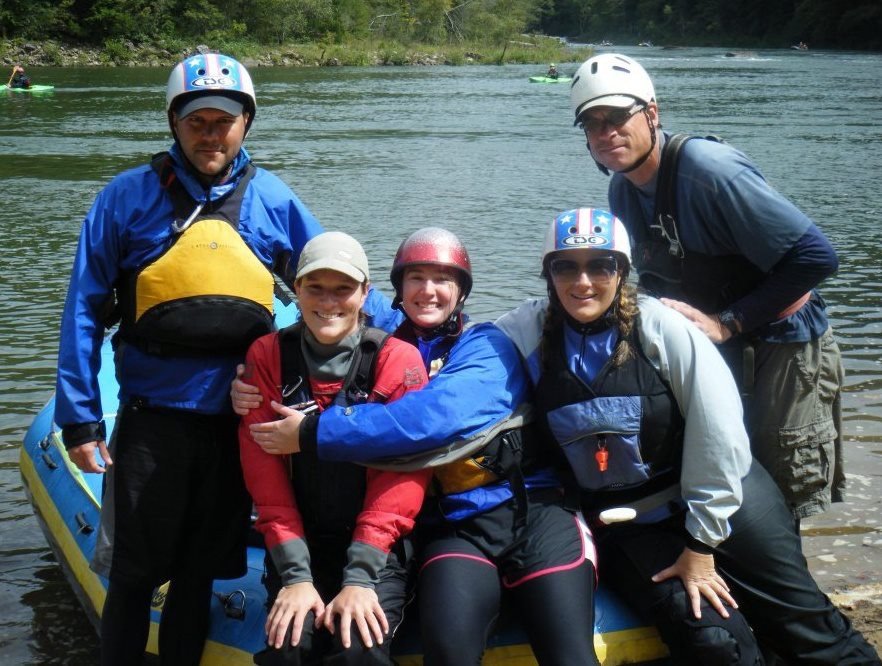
[548,256,619,282]
[580,103,645,134]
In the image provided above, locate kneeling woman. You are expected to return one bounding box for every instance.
[497,208,879,665]
[238,231,432,664]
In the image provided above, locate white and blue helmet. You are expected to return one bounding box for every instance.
[541,208,631,276]
[166,53,256,133]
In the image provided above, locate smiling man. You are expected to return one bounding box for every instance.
[570,53,846,532]
[54,53,325,666]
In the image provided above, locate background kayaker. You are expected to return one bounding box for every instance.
[570,53,845,527]
[7,64,30,88]
[546,63,559,79]
[239,231,431,665]
[234,227,601,665]
[54,52,329,666]
[496,207,881,665]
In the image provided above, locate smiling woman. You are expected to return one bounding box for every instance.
[391,228,471,334]
[293,233,370,345]
[239,230,432,664]
[495,207,882,665]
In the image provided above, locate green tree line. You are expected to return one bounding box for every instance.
[1,0,879,50]
[0,0,541,47]
[541,0,881,50]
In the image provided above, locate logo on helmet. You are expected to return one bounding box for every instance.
[191,76,236,88]
[563,235,608,247]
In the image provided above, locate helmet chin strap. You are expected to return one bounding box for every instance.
[587,108,657,177]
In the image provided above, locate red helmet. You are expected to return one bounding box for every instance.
[390,227,473,299]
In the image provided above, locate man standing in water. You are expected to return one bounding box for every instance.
[569,53,845,526]
[54,53,325,665]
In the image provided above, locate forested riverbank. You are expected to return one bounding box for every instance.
[1,0,879,68]
[1,35,587,68]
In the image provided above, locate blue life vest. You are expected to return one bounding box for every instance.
[535,320,684,515]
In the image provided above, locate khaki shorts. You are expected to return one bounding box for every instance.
[745,327,845,519]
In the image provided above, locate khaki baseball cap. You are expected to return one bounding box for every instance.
[296,231,370,283]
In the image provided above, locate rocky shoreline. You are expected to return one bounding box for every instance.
[1,39,549,68]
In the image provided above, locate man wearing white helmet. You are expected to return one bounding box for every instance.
[569,51,857,665]
[53,53,335,665]
[570,53,845,525]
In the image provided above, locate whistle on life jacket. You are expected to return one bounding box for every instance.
[595,435,609,472]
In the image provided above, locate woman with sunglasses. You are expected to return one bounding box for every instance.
[496,207,879,665]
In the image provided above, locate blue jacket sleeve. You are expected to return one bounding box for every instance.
[242,168,324,284]
[55,182,125,443]
[732,227,837,332]
[314,323,529,462]
[363,286,404,333]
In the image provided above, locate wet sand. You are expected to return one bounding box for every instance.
[801,439,882,652]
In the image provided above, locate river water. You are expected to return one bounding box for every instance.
[1,47,880,663]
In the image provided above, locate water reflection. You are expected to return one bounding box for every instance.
[18,555,100,665]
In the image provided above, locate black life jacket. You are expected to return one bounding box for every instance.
[11,73,30,88]
[534,320,685,514]
[109,152,277,356]
[278,322,390,544]
[632,134,766,313]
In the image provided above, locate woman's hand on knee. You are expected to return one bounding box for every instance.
[652,547,738,620]
[265,582,324,649]
[323,585,388,649]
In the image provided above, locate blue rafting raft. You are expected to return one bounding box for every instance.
[19,302,670,665]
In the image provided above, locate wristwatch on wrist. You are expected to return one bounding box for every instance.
[718,308,741,336]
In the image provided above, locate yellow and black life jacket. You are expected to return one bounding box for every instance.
[113,153,275,356]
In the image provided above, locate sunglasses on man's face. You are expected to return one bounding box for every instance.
[580,104,645,134]
[548,256,619,283]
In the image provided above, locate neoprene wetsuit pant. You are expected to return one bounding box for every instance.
[417,490,599,666]
[597,461,880,665]
[254,541,410,665]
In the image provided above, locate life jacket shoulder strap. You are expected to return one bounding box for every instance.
[278,322,310,407]
[340,327,390,404]
[646,134,724,253]
[655,133,691,224]
[149,151,257,228]
[278,324,391,408]
[150,151,177,189]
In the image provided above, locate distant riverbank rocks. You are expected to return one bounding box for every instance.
[1,40,468,68]
[2,40,178,67]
